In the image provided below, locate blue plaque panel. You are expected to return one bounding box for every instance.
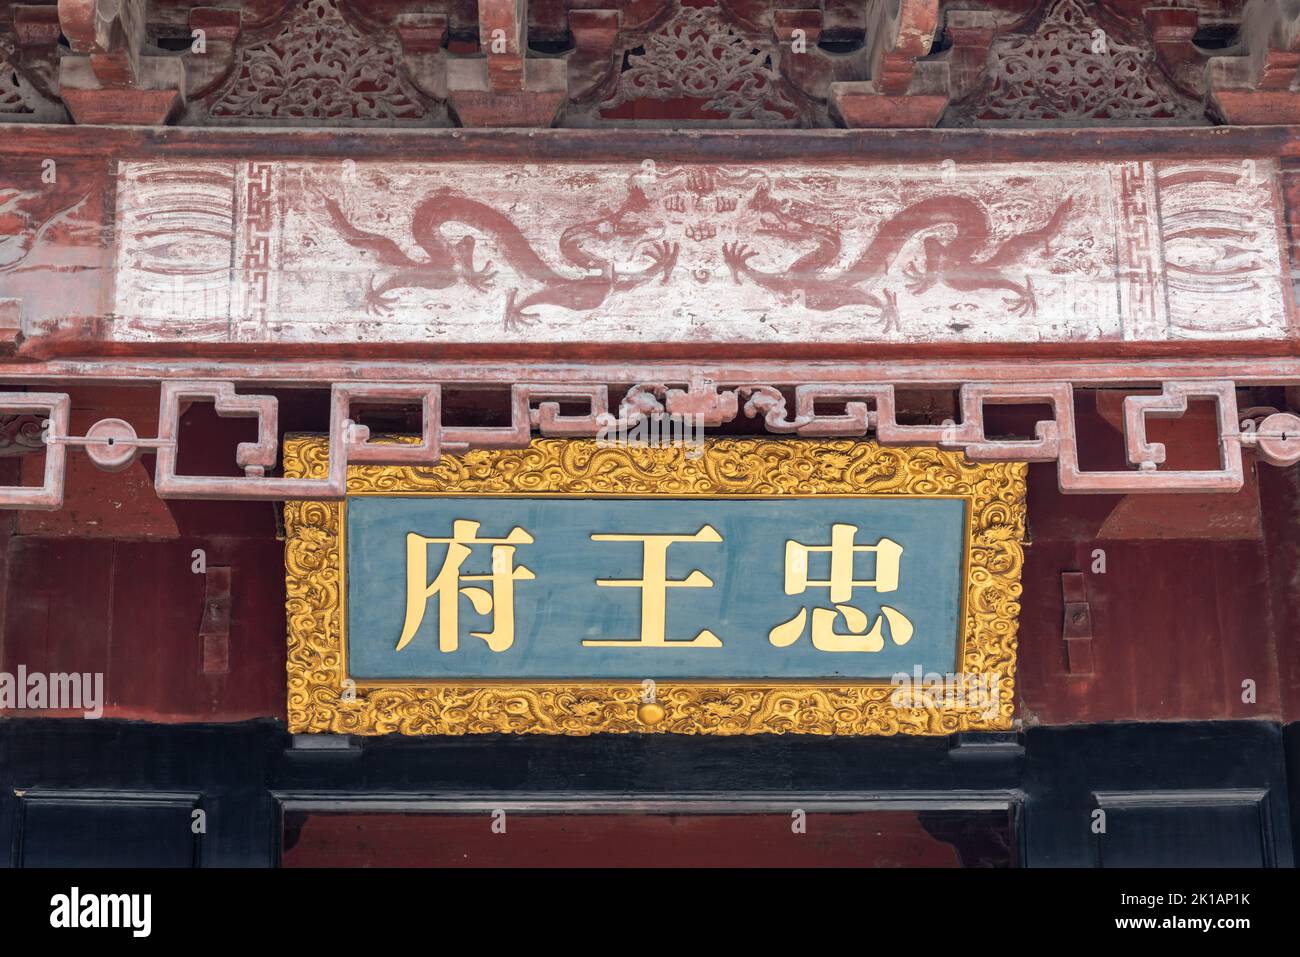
[344,495,967,681]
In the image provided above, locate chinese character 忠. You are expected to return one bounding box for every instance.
[768,523,914,652]
[397,519,535,653]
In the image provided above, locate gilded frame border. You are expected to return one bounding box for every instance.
[284,437,1026,736]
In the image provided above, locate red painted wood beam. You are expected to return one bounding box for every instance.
[1,122,1298,163]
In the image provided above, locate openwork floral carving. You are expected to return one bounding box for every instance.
[207,0,431,124]
[600,3,805,124]
[947,0,1201,125]
[0,38,59,120]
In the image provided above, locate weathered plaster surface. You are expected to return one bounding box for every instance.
[108,158,1290,344]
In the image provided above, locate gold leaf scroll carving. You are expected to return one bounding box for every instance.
[283,437,1026,736]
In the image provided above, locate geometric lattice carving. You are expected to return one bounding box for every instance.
[206,0,436,124]
[945,0,1203,126]
[7,376,1295,510]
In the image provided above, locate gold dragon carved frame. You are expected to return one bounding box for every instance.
[283,436,1026,736]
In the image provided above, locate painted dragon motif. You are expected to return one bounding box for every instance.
[317,184,679,330]
[316,169,1073,335]
[0,183,91,273]
[723,184,1075,331]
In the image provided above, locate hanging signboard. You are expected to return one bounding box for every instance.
[284,437,1026,735]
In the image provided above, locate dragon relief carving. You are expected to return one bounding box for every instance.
[311,164,1076,335]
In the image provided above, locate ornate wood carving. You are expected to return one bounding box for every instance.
[1208,0,1300,124]
[596,1,809,125]
[282,435,1026,736]
[0,2,1287,128]
[56,0,186,124]
[944,0,1204,126]
[201,0,444,125]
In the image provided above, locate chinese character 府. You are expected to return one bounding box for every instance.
[397,519,535,653]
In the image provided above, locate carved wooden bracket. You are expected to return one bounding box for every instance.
[181,6,242,102]
[57,0,186,124]
[830,0,947,128]
[1208,0,1300,124]
[446,0,568,127]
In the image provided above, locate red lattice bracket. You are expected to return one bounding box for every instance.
[0,377,1291,510]
[0,393,68,509]
[1056,381,1244,494]
[333,383,442,465]
[157,381,456,499]
[154,381,347,500]
[442,384,611,450]
[737,380,1248,493]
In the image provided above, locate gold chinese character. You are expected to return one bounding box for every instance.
[583,524,724,648]
[396,519,535,653]
[769,522,913,652]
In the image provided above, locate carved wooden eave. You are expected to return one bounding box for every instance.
[4,121,1300,506]
[6,122,1300,352]
[0,0,1288,130]
[1208,0,1300,124]
[3,1,1300,509]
